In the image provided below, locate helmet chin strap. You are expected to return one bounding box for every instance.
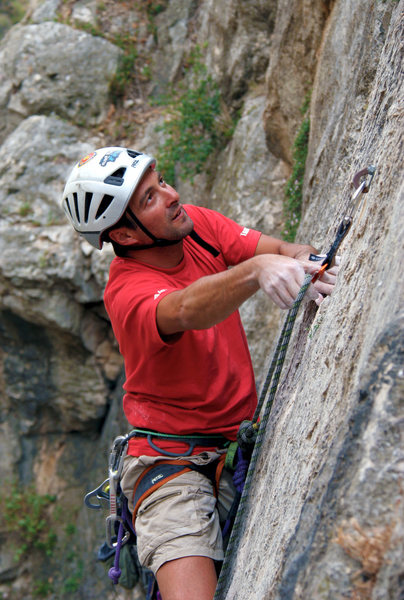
[124,207,182,250]
[118,207,220,258]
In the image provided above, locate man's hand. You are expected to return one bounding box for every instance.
[313,264,339,297]
[304,254,341,304]
[254,234,340,307]
[255,254,322,309]
[299,256,340,305]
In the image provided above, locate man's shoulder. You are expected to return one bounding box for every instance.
[104,256,170,316]
[107,257,164,287]
[105,257,152,296]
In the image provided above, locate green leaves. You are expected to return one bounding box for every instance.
[282,92,311,242]
[155,47,230,185]
[2,483,57,561]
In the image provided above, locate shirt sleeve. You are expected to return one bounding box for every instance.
[104,266,180,354]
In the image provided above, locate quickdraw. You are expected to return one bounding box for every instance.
[310,165,376,282]
[213,164,376,599]
[106,435,131,549]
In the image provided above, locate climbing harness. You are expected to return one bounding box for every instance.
[84,165,376,598]
[131,454,226,525]
[213,164,376,599]
[84,428,231,598]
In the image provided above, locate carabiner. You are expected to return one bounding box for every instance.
[109,435,128,478]
[349,165,376,216]
[106,515,131,548]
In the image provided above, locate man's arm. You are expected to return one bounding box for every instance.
[255,233,338,298]
[156,252,321,337]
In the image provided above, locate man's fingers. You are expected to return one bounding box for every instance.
[307,284,322,303]
[300,260,323,276]
[277,285,300,309]
[313,280,335,296]
[299,257,340,298]
[315,294,325,306]
[324,266,339,278]
[271,290,292,310]
[312,265,339,295]
[257,255,307,309]
[264,278,301,309]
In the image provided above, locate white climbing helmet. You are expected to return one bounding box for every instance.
[62,147,156,249]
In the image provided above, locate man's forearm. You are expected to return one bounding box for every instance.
[255,233,318,260]
[156,253,314,337]
[278,240,318,260]
[157,257,261,334]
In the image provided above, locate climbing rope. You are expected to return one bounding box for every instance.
[213,164,376,599]
[213,273,312,599]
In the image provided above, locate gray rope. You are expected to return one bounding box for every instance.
[214,273,312,599]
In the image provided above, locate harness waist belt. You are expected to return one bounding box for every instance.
[127,428,230,457]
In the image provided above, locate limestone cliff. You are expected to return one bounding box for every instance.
[0,1,402,599]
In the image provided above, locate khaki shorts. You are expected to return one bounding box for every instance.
[121,451,236,574]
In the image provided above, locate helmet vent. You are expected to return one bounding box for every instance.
[127,149,141,159]
[84,192,92,223]
[95,194,114,220]
[113,167,126,178]
[64,197,73,219]
[104,167,126,186]
[73,192,80,222]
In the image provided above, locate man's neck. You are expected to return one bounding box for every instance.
[125,240,184,268]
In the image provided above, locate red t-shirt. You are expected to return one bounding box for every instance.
[104,205,261,456]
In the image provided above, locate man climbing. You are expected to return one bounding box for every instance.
[62,147,338,600]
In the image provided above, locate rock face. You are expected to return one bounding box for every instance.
[263,0,331,163]
[0,1,402,599]
[0,21,121,143]
[197,0,275,101]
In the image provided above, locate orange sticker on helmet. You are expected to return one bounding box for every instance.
[78,152,96,167]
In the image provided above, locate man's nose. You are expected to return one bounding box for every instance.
[164,184,180,205]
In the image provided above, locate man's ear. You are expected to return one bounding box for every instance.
[109,226,142,246]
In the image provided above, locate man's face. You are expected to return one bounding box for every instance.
[128,168,193,243]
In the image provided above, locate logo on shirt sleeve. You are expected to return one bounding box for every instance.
[154,289,167,300]
[240,227,250,237]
